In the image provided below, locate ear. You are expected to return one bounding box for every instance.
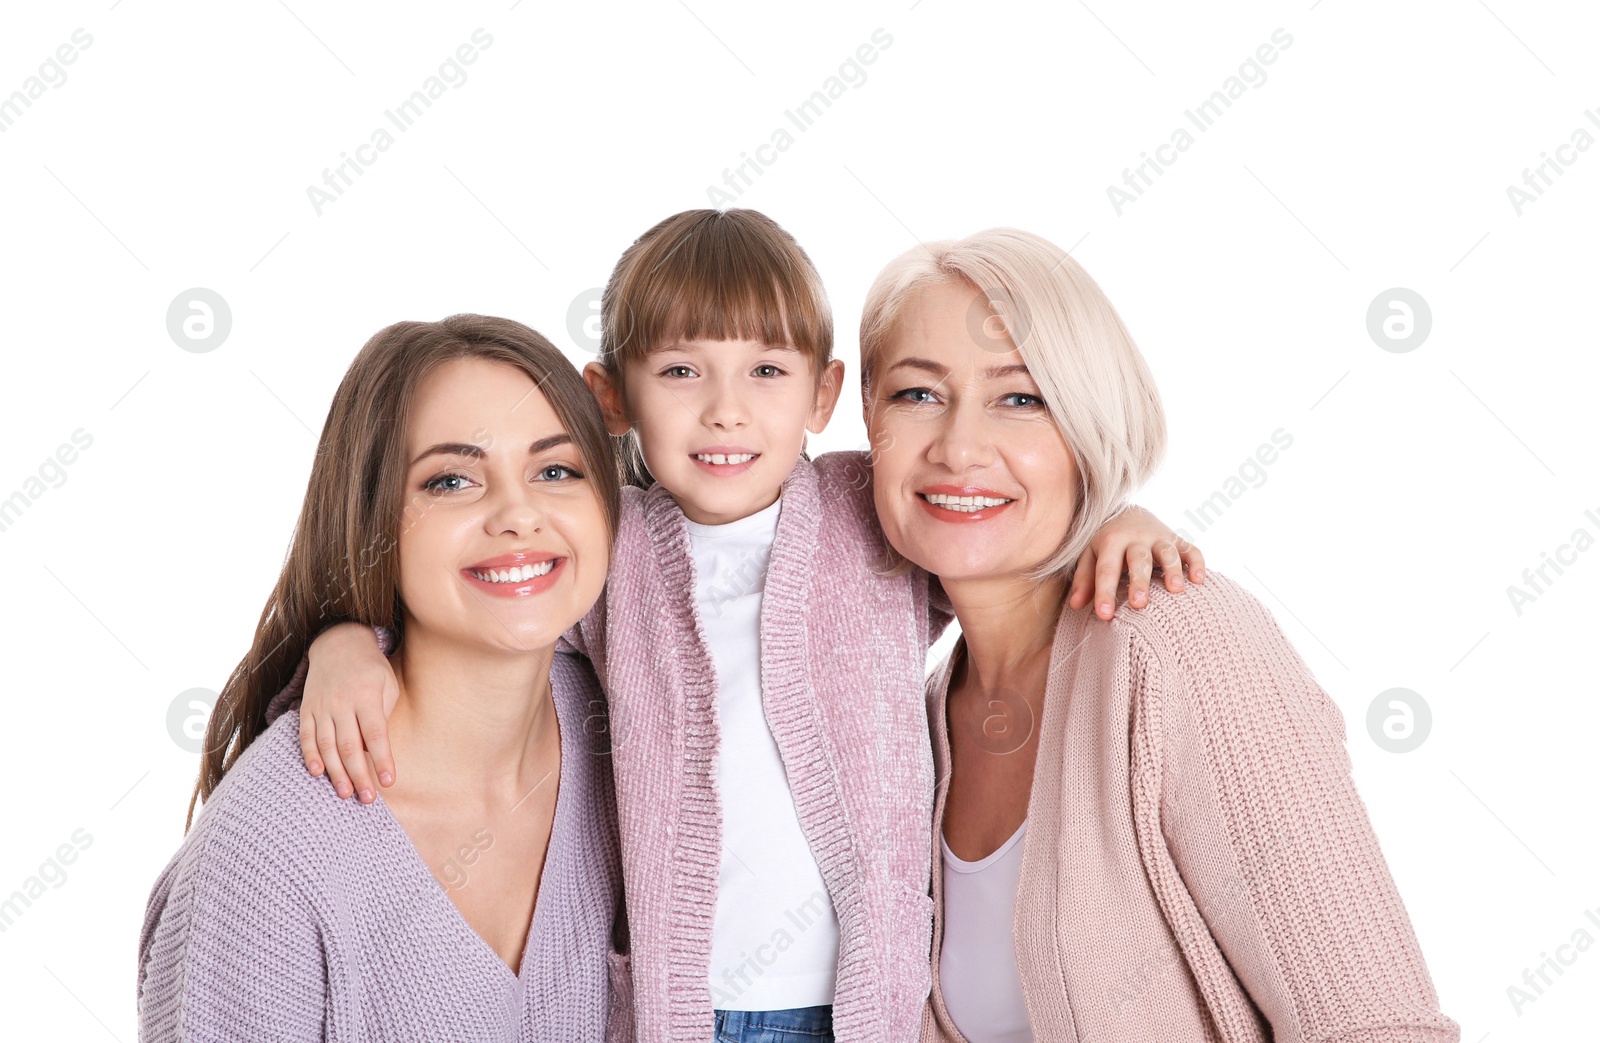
[582,362,633,436]
[806,358,847,436]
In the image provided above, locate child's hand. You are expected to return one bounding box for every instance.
[1069,505,1206,621]
[297,622,400,803]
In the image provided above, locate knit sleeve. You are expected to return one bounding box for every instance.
[137,823,329,1041]
[1139,573,1458,1043]
[264,622,398,726]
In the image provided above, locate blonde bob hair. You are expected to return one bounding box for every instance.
[858,228,1167,580]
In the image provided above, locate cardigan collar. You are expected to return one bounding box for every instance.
[926,591,1097,1042]
[638,455,822,601]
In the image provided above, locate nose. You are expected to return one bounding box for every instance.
[926,394,995,473]
[482,477,545,539]
[699,373,749,432]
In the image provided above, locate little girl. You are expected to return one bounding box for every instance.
[283,210,1203,1042]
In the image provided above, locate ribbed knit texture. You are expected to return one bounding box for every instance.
[569,452,945,1042]
[138,651,626,1042]
[920,571,1460,1043]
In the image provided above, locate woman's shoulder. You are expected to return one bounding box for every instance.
[145,713,359,942]
[1102,568,1344,742]
[1109,568,1278,653]
[219,709,344,798]
[138,713,363,1032]
[186,710,381,861]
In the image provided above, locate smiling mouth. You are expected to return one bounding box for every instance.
[692,452,758,465]
[919,492,1015,513]
[467,561,556,584]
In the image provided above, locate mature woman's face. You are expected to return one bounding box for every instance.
[867,278,1078,584]
[398,357,610,652]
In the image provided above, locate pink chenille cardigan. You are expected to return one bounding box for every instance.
[920,571,1459,1042]
[569,452,947,1042]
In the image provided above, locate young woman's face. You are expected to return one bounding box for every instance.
[397,357,609,652]
[611,338,843,526]
[866,278,1079,584]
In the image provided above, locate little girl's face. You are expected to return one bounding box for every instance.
[610,337,843,526]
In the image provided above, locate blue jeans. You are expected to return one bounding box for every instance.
[713,1005,834,1042]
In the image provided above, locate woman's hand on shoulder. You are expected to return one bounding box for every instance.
[1069,505,1206,621]
[298,623,400,803]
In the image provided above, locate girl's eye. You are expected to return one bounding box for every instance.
[753,364,783,378]
[423,472,475,495]
[661,365,696,378]
[534,464,583,482]
[889,387,939,405]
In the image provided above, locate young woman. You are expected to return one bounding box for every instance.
[856,229,1460,1043]
[137,316,630,1042]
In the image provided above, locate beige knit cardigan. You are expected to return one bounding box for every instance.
[920,570,1459,1043]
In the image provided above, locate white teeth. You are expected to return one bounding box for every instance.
[695,453,755,465]
[470,561,554,583]
[924,493,1012,513]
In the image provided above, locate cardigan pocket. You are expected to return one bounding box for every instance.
[892,882,937,1040]
[604,948,636,1043]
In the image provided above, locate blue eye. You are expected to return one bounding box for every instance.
[1003,393,1045,408]
[535,464,583,482]
[890,387,938,404]
[423,472,473,494]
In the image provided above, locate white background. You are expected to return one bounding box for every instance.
[1,0,1595,1038]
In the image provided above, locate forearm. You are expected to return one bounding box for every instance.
[264,621,395,725]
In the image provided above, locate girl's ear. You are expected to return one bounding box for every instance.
[582,362,634,436]
[806,358,847,436]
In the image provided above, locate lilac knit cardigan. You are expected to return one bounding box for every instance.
[138,651,628,1042]
[569,451,947,1042]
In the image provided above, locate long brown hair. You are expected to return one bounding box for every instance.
[186,314,619,829]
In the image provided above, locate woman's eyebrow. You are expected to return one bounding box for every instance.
[410,433,572,467]
[887,356,947,376]
[527,433,574,454]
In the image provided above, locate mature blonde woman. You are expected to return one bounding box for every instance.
[857,230,1459,1043]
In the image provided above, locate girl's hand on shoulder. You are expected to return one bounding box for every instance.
[1069,505,1206,621]
[297,623,400,803]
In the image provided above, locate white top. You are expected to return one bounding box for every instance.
[689,495,840,1011]
[939,821,1034,1043]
